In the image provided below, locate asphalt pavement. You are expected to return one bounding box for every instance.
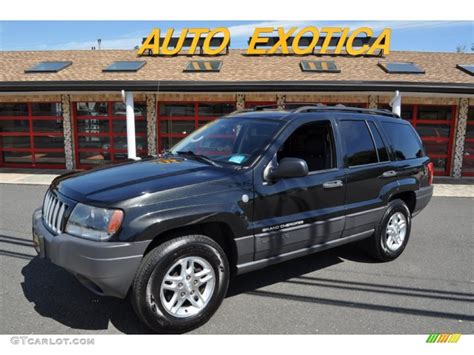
[0,183,473,334]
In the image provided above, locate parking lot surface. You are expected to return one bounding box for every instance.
[0,184,473,334]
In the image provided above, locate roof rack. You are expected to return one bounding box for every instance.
[227,104,283,115]
[293,105,401,118]
[229,103,400,119]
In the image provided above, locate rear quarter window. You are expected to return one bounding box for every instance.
[380,121,424,160]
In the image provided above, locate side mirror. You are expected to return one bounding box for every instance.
[266,158,309,181]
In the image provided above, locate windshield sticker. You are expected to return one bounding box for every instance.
[228,155,246,164]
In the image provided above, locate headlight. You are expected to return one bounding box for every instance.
[65,203,124,241]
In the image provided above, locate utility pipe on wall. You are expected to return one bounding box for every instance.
[390,90,402,116]
[122,90,138,160]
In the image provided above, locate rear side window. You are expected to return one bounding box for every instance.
[368,121,389,162]
[340,120,378,166]
[381,121,424,160]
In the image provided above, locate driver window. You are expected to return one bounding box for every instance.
[277,121,336,172]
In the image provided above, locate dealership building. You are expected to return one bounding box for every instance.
[0,49,473,176]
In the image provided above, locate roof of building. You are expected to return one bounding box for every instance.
[0,49,473,93]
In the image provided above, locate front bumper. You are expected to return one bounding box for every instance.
[32,208,150,298]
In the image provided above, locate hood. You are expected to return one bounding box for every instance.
[53,157,237,204]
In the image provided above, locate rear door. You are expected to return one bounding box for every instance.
[251,116,346,260]
[336,116,396,237]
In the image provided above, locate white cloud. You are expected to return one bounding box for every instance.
[228,20,468,38]
[227,20,315,37]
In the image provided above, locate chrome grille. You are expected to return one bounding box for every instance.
[42,190,68,234]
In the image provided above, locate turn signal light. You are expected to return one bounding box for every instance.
[107,210,124,235]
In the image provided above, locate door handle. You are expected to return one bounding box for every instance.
[382,170,397,178]
[323,180,344,189]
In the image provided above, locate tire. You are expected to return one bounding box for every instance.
[130,234,229,333]
[365,199,411,262]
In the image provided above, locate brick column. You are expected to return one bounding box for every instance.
[452,97,469,178]
[236,93,245,110]
[368,95,378,109]
[61,95,74,170]
[146,94,157,156]
[276,94,286,110]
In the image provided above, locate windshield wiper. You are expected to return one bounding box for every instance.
[175,151,221,167]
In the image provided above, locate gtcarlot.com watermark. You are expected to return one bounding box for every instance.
[10,336,95,346]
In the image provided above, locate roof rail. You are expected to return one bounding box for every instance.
[293,105,401,118]
[229,103,400,119]
[254,104,282,111]
[227,104,282,115]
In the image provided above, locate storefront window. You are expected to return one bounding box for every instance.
[32,119,63,132]
[417,106,452,120]
[74,101,148,168]
[159,103,195,117]
[33,136,64,149]
[0,102,65,168]
[160,120,195,135]
[77,119,109,134]
[76,102,108,116]
[415,123,451,138]
[157,102,236,151]
[79,151,111,166]
[112,119,147,133]
[378,104,455,176]
[0,119,30,132]
[198,103,235,117]
[415,105,455,175]
[112,102,146,117]
[0,103,28,116]
[31,103,62,116]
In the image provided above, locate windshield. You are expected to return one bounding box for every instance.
[169,117,283,166]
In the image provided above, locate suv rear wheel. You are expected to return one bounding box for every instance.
[131,234,229,333]
[365,199,411,261]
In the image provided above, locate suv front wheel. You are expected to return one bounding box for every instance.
[131,234,229,333]
[366,199,412,261]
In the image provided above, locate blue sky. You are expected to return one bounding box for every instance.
[0,20,472,52]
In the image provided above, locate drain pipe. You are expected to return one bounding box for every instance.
[390,90,402,117]
[122,90,138,160]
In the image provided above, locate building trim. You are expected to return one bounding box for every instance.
[60,94,74,170]
[145,93,157,156]
[452,98,469,178]
[1,80,473,94]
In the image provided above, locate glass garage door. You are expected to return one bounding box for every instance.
[0,102,65,168]
[462,107,474,176]
[157,102,235,152]
[412,105,455,176]
[73,101,148,169]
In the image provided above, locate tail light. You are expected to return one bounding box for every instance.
[427,162,434,185]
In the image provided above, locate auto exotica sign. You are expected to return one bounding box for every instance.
[138,27,392,56]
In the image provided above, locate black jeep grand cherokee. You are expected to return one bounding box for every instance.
[32,105,433,332]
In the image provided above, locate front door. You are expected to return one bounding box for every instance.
[252,118,346,260]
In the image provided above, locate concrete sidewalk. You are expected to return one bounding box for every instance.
[0,168,473,197]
